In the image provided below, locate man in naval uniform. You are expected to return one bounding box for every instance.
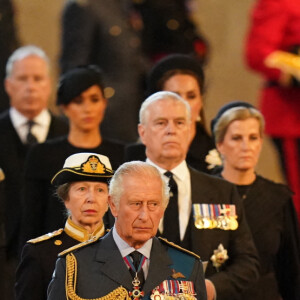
[15,152,114,300]
[48,161,207,300]
[126,91,259,300]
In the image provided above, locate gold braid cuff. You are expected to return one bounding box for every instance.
[65,253,129,300]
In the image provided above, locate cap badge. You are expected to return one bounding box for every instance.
[81,155,106,174]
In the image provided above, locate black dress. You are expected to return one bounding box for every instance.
[20,136,124,248]
[217,173,300,300]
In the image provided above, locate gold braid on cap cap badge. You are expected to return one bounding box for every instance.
[65,253,129,300]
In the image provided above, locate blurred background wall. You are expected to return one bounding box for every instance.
[12,0,284,182]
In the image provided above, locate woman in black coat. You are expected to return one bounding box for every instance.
[210,101,300,300]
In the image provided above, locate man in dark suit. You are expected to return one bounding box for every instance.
[127,91,260,300]
[48,161,206,300]
[0,45,68,299]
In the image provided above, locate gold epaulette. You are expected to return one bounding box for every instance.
[27,229,64,244]
[158,237,200,259]
[59,235,99,257]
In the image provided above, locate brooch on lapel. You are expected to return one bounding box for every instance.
[210,243,229,271]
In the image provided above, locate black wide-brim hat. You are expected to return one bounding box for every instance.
[51,153,113,186]
[146,53,205,96]
[57,65,104,105]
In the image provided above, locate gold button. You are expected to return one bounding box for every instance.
[109,25,122,36]
[54,240,62,246]
[104,87,115,99]
[166,19,179,30]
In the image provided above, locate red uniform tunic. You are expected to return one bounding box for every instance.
[245,0,300,219]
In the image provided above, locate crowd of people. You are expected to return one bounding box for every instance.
[1,0,300,300]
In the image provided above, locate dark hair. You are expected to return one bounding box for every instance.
[147,54,205,96]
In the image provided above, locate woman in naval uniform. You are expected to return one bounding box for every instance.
[210,101,300,300]
[15,152,114,300]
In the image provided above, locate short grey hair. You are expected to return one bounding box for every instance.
[6,45,50,78]
[109,161,169,209]
[139,91,191,125]
[214,106,265,144]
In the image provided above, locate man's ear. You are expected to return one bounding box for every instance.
[108,195,118,217]
[138,123,146,145]
[4,78,12,97]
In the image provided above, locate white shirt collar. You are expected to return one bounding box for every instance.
[10,107,50,126]
[10,107,28,128]
[145,158,189,182]
[9,107,51,143]
[33,109,51,128]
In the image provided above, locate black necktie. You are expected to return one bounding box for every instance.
[26,120,38,145]
[163,171,180,244]
[129,251,145,287]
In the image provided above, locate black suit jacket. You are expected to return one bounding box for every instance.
[48,231,207,300]
[187,168,259,300]
[0,110,68,257]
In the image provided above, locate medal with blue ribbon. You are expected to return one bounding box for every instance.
[124,253,146,300]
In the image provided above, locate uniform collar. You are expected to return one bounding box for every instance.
[64,217,105,242]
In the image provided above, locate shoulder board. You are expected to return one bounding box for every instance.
[27,229,64,244]
[158,237,200,259]
[59,235,99,257]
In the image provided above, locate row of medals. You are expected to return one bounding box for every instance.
[151,290,196,300]
[194,215,238,230]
